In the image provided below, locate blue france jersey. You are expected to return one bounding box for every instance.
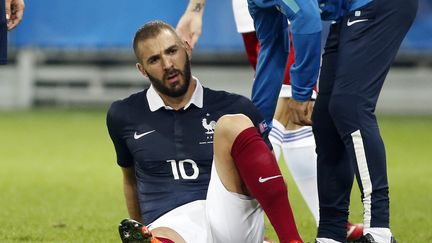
[106,83,269,224]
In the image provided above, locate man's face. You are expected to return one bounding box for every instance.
[137,29,192,98]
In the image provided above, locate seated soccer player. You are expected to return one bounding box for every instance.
[107,20,303,243]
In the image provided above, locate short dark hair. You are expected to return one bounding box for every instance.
[133,20,182,63]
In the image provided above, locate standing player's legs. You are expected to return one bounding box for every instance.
[315,0,418,241]
[335,0,417,241]
[242,16,360,240]
[208,114,302,243]
[312,22,355,243]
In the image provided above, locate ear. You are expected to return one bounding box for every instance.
[136,63,148,77]
[184,40,192,60]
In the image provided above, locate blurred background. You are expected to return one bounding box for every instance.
[0,0,431,113]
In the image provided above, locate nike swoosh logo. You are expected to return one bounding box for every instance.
[134,130,156,140]
[258,175,283,183]
[347,18,369,26]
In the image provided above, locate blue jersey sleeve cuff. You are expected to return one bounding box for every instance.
[290,31,321,102]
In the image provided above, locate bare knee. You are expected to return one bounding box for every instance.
[215,114,254,144]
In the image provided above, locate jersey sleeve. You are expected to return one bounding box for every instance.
[278,0,322,101]
[106,101,134,167]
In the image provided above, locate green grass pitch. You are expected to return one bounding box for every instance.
[0,109,431,242]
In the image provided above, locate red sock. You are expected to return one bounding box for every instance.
[155,237,175,243]
[231,127,302,243]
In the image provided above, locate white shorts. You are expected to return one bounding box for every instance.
[148,163,265,243]
[147,200,210,243]
[206,162,265,243]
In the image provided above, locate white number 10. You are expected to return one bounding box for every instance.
[167,159,199,180]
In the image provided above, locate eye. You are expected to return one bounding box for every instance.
[168,48,178,55]
[148,56,159,64]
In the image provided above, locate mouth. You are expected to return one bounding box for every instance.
[165,70,180,84]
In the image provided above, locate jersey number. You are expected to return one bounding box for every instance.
[167,159,199,180]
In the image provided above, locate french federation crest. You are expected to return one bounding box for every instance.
[202,118,216,134]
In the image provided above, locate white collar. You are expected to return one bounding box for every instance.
[146,77,204,111]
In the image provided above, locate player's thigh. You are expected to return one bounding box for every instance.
[206,164,265,243]
[148,200,210,243]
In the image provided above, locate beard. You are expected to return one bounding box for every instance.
[147,56,192,98]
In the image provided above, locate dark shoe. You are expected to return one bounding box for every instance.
[353,233,397,243]
[118,219,160,243]
[356,233,378,243]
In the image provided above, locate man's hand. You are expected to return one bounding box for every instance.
[287,99,314,126]
[5,0,25,31]
[176,0,205,49]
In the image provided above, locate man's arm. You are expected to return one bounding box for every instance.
[176,0,206,48]
[121,167,143,223]
[5,0,24,30]
[278,0,321,126]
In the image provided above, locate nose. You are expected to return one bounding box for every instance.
[161,56,173,70]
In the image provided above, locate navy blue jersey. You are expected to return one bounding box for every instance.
[107,83,269,224]
[0,1,7,65]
